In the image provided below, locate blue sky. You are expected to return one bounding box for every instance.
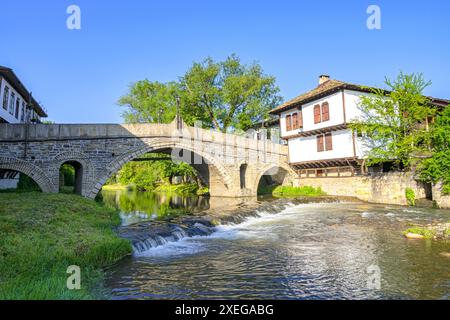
[1,0,449,123]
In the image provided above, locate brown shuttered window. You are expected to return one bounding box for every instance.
[325,133,333,151]
[298,111,303,128]
[314,105,321,124]
[322,102,330,122]
[292,113,298,130]
[317,135,324,152]
[286,114,292,131]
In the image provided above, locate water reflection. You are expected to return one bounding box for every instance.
[105,201,450,300]
[101,189,210,225]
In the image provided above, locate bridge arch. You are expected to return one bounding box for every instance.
[254,163,296,195]
[53,152,95,197]
[0,156,56,193]
[87,139,237,199]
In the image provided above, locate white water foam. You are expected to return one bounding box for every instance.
[135,202,344,257]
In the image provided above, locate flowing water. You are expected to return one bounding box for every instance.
[101,189,450,300]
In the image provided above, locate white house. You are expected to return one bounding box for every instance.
[0,66,46,124]
[270,75,448,178]
[0,65,47,189]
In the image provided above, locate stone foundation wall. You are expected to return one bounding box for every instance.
[432,183,450,209]
[294,173,430,206]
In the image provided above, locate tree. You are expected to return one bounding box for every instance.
[114,153,199,191]
[118,54,282,132]
[419,106,450,194]
[119,80,179,124]
[350,72,436,169]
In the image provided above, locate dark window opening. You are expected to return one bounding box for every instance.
[240,164,247,189]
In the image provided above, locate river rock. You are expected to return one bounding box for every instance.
[404,233,424,239]
[439,252,450,258]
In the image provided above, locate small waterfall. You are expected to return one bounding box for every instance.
[120,218,217,254]
[120,196,355,255]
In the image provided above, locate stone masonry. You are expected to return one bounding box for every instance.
[0,121,294,199]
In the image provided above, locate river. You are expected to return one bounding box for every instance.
[100,189,450,300]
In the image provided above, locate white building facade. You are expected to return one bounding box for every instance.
[271,75,448,178]
[0,66,46,124]
[0,66,47,189]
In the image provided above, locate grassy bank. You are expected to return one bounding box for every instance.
[272,186,327,197]
[154,184,209,195]
[103,183,209,196]
[0,193,131,300]
[101,184,129,191]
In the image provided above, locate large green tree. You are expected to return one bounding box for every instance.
[419,106,450,194]
[350,72,436,169]
[118,54,282,132]
[119,81,179,124]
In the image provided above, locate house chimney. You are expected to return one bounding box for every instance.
[319,74,330,85]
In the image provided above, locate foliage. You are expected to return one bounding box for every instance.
[113,153,198,191]
[403,227,435,239]
[119,81,179,124]
[418,106,450,194]
[60,164,75,187]
[119,54,282,132]
[0,193,131,300]
[17,173,41,192]
[405,188,416,206]
[272,186,327,197]
[350,72,435,169]
[196,186,210,196]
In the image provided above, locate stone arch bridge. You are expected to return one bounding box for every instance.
[0,121,293,199]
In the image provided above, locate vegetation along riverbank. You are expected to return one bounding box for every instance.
[0,193,132,300]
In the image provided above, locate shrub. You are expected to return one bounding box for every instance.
[272,186,326,197]
[405,188,416,206]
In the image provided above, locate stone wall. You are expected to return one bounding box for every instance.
[294,172,430,206]
[432,183,450,209]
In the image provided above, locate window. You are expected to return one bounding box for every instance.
[325,133,333,150]
[298,111,303,128]
[20,101,25,122]
[15,98,20,119]
[317,134,324,152]
[286,114,292,131]
[314,104,321,124]
[2,86,9,110]
[9,93,15,115]
[322,102,330,122]
[292,113,298,130]
[314,102,330,124]
[317,133,333,152]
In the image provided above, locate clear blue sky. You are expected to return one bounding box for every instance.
[1,0,449,123]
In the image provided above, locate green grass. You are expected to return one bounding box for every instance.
[0,193,132,300]
[101,184,128,191]
[154,183,207,195]
[272,186,327,197]
[403,227,436,239]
